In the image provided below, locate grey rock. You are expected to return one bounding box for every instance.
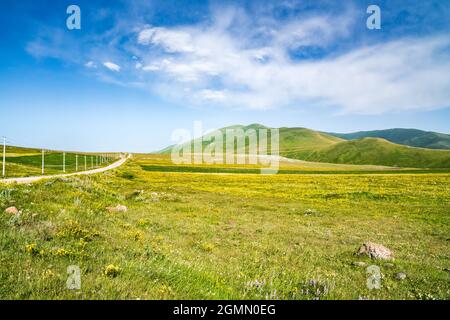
[396,272,407,280]
[106,204,128,213]
[357,242,393,260]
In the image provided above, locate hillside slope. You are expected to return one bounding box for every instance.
[161,124,342,155]
[279,127,343,153]
[159,124,450,168]
[301,138,450,168]
[327,128,450,150]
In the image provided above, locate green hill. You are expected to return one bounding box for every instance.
[279,127,343,152]
[159,124,450,168]
[300,138,450,168]
[327,128,450,150]
[160,124,342,155]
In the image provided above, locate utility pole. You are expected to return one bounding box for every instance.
[63,152,66,173]
[76,154,78,171]
[2,137,6,177]
[84,155,87,171]
[42,149,45,175]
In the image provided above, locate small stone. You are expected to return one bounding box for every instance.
[356,242,393,260]
[396,272,407,280]
[304,209,317,215]
[4,206,19,215]
[116,205,127,212]
[352,261,367,267]
[106,205,128,213]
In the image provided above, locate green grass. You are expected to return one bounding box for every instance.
[0,154,448,300]
[141,164,450,175]
[2,145,118,178]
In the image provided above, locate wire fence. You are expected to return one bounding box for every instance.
[1,136,122,179]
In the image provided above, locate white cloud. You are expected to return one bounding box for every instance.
[103,62,121,72]
[138,27,195,53]
[142,64,160,71]
[85,61,96,68]
[24,3,450,115]
[198,89,227,101]
[133,12,450,114]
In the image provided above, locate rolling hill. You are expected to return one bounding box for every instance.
[159,124,450,168]
[299,137,450,168]
[326,128,450,150]
[161,124,343,154]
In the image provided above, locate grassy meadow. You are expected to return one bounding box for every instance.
[0,154,449,299]
[1,146,118,178]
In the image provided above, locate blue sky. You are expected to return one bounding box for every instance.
[1,0,450,152]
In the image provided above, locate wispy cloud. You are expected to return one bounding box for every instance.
[103,62,121,72]
[131,8,450,114]
[85,61,96,68]
[26,2,450,115]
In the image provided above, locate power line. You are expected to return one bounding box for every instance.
[1,135,123,179]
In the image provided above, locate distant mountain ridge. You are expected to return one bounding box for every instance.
[326,128,450,150]
[159,124,450,168]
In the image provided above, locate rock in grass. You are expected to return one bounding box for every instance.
[106,204,128,213]
[396,272,407,280]
[116,205,128,212]
[357,242,393,260]
[304,208,317,215]
[4,206,19,215]
[352,261,368,267]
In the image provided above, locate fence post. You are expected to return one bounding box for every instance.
[2,137,5,177]
[63,152,66,173]
[76,154,78,171]
[42,149,45,175]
